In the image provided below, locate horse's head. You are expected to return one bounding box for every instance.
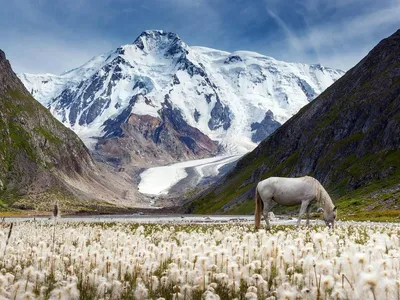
[323,206,337,228]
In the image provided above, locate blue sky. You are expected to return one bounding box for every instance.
[1,0,400,74]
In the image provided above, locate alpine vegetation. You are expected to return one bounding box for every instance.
[0,221,399,299]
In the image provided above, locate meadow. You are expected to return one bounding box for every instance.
[0,219,399,299]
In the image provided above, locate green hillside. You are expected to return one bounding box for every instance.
[0,49,103,212]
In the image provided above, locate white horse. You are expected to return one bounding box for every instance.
[254,176,337,230]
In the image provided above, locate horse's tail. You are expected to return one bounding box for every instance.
[255,186,263,229]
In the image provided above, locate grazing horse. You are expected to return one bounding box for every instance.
[254,176,336,230]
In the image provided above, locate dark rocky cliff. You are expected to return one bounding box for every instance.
[189,30,400,216]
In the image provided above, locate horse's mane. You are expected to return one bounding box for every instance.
[315,180,333,209]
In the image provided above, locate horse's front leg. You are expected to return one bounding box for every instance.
[306,203,312,227]
[263,199,272,230]
[297,202,308,228]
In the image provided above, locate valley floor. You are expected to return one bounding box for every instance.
[1,214,296,225]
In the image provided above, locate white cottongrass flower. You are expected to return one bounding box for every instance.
[278,285,297,300]
[202,290,220,299]
[134,283,148,300]
[320,275,334,291]
[244,291,257,299]
[0,220,397,299]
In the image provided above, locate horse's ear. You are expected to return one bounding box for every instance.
[333,206,337,211]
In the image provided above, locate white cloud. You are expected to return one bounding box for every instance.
[264,0,400,69]
[266,9,303,51]
[300,3,400,51]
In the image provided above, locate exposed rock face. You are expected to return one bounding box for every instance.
[297,78,317,101]
[96,98,218,167]
[208,97,232,131]
[189,29,400,213]
[55,56,130,127]
[0,49,140,211]
[251,110,281,143]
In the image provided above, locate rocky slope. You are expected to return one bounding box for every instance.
[188,30,400,217]
[19,30,343,167]
[95,95,219,167]
[0,50,143,212]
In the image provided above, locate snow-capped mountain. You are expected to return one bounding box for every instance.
[19,30,344,165]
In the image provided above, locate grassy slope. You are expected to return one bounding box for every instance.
[0,52,115,213]
[0,89,80,211]
[190,151,400,222]
[190,148,400,221]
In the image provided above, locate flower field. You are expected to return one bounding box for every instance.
[0,220,399,299]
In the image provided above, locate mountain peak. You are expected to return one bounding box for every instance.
[132,30,187,55]
[0,48,29,94]
[139,30,179,38]
[0,49,6,61]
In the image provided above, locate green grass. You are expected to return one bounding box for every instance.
[34,127,63,144]
[330,132,364,154]
[227,197,255,215]
[313,103,340,133]
[340,210,400,222]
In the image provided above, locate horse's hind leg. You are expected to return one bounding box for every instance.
[263,198,273,230]
[297,202,308,228]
